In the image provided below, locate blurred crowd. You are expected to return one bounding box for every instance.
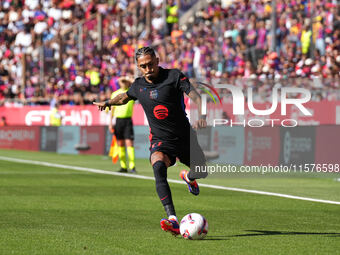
[0,0,339,106]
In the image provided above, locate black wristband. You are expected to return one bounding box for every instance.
[104,100,110,107]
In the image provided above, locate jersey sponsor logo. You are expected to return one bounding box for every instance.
[150,90,158,99]
[153,105,168,119]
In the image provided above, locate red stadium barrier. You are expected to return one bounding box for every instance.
[1,101,340,126]
[196,101,340,126]
[1,125,339,167]
[315,126,340,164]
[0,126,40,151]
[78,126,106,155]
[244,127,280,166]
[0,105,146,126]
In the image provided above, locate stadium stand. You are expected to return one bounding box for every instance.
[0,0,339,106]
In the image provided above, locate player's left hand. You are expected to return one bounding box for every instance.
[193,119,207,129]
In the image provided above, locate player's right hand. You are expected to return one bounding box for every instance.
[93,101,107,111]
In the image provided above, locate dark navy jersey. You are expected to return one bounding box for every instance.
[127,67,193,142]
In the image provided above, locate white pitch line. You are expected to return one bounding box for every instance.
[1,156,340,205]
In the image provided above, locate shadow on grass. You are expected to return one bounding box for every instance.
[201,236,230,241]
[174,236,229,241]
[176,230,340,241]
[231,230,340,238]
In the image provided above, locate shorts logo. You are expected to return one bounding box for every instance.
[150,90,158,99]
[153,105,168,119]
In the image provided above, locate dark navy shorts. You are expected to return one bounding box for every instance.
[115,118,134,140]
[149,130,206,168]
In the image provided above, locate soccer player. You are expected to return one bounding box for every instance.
[109,76,136,173]
[94,47,207,236]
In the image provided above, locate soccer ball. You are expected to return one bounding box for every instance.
[180,213,208,240]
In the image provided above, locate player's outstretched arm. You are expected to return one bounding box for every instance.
[93,92,131,111]
[187,90,207,129]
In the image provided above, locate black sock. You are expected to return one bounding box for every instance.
[164,204,176,218]
[153,161,176,216]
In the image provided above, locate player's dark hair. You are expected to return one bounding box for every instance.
[135,47,156,61]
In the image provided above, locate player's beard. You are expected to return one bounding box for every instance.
[146,73,156,81]
[146,68,159,81]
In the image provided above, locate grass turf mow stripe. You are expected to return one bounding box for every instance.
[1,155,339,206]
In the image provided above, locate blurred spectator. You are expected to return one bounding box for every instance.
[166,0,178,35]
[0,116,7,126]
[0,0,339,107]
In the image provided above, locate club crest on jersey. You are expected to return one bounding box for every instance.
[150,90,158,99]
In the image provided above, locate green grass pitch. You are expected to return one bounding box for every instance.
[0,149,339,254]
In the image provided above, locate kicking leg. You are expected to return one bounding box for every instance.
[180,162,208,196]
[179,131,208,195]
[151,151,179,235]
